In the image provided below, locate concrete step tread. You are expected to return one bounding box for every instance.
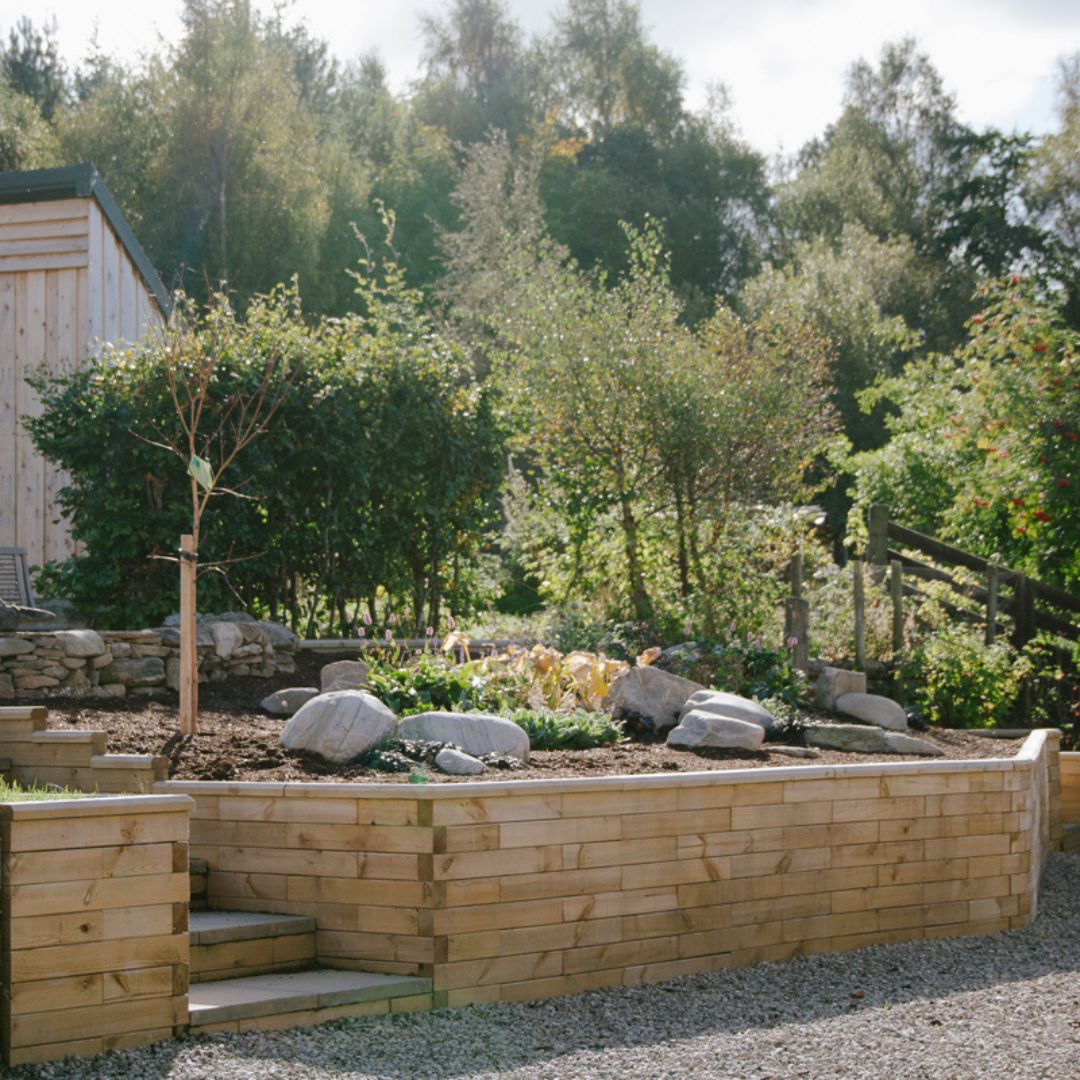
[190,910,316,946]
[188,969,431,1024]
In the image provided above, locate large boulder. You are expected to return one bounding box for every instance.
[834,692,907,731]
[804,723,943,756]
[679,690,778,734]
[260,686,320,717]
[320,659,370,693]
[814,666,867,710]
[55,630,106,658]
[280,690,396,764]
[397,711,530,761]
[666,711,765,751]
[435,747,488,775]
[603,666,705,731]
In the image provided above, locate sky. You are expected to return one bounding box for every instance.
[24,0,1080,157]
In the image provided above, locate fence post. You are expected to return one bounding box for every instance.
[867,504,889,565]
[853,559,866,668]
[890,559,904,657]
[784,597,810,673]
[790,551,804,600]
[1012,574,1036,648]
[985,563,999,645]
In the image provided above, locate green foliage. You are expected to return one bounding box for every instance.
[0,779,91,801]
[27,257,507,633]
[849,277,1080,590]
[365,655,508,717]
[663,640,808,708]
[507,708,624,750]
[900,621,1027,729]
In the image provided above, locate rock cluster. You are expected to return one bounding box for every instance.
[0,615,298,701]
[276,674,532,772]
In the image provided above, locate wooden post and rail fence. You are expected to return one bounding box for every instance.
[784,503,1080,673]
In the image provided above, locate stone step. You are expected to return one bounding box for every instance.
[1063,823,1080,853]
[190,910,317,983]
[187,969,433,1034]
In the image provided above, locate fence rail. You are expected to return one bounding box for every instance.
[865,504,1080,650]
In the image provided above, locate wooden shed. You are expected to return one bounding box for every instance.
[0,164,169,572]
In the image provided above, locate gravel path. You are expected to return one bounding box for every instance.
[21,853,1080,1080]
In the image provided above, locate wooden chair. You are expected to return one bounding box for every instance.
[0,547,35,608]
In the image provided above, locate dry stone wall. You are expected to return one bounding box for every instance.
[0,617,298,701]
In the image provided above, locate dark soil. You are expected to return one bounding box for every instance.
[39,651,1025,784]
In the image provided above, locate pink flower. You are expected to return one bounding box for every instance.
[426,626,434,636]
[387,612,397,626]
[358,627,366,639]
[786,635,799,648]
[362,611,372,626]
[447,614,456,630]
[385,629,393,641]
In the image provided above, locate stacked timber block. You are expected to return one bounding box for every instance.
[0,705,167,793]
[1061,752,1080,852]
[163,729,1062,1009]
[0,794,192,1067]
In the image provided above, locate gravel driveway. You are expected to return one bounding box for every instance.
[21,853,1080,1080]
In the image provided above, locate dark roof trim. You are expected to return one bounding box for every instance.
[0,163,172,315]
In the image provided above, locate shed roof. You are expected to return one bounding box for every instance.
[0,163,171,314]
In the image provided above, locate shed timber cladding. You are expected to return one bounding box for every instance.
[0,164,169,572]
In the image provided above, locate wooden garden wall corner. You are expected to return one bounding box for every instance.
[0,794,192,1067]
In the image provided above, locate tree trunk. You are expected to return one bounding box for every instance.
[674,486,690,598]
[614,452,650,620]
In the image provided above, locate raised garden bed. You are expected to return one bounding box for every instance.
[39,653,1021,782]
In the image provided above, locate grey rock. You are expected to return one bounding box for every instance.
[217,611,256,624]
[320,659,370,693]
[165,656,181,692]
[655,641,702,673]
[258,621,300,652]
[882,731,946,756]
[64,668,92,695]
[0,673,13,698]
[804,723,943,756]
[397,711,530,761]
[261,686,320,717]
[835,691,908,731]
[211,622,244,660]
[281,690,397,764]
[55,629,106,658]
[769,745,822,759]
[604,666,705,731]
[680,690,778,733]
[0,636,33,657]
[434,747,488,775]
[666,711,765,751]
[814,666,867,710]
[96,656,166,688]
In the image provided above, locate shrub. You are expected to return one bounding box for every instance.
[663,640,808,707]
[900,622,1028,728]
[507,708,624,750]
[365,655,508,717]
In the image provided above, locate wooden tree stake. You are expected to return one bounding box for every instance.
[179,534,197,736]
